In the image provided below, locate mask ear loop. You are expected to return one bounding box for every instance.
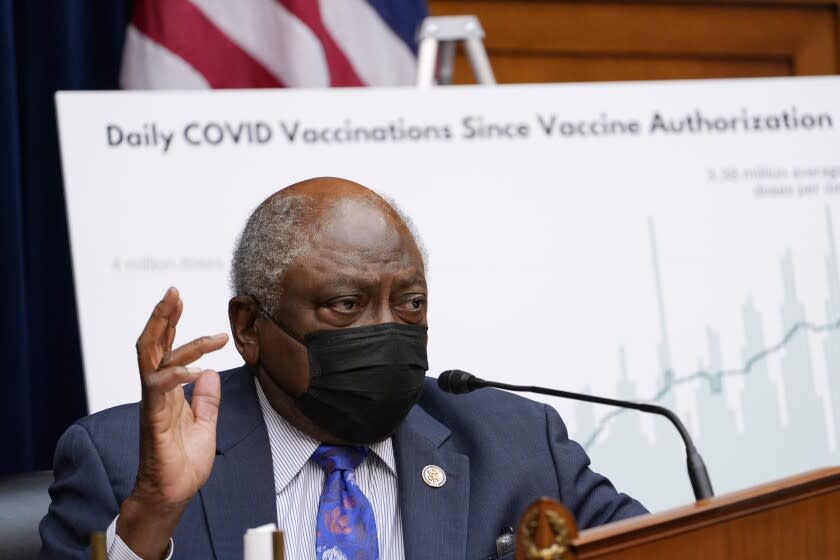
[248,295,307,345]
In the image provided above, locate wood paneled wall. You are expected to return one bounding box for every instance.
[427,0,840,83]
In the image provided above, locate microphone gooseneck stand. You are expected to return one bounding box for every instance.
[438,369,714,501]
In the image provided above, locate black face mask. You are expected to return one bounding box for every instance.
[259,309,428,444]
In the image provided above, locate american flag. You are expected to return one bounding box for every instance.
[121,0,427,89]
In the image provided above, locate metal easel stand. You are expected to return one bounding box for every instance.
[416,16,496,87]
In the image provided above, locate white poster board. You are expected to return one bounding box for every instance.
[57,77,840,511]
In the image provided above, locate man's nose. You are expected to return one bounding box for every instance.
[372,297,397,324]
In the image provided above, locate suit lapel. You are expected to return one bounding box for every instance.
[394,404,470,560]
[198,367,276,560]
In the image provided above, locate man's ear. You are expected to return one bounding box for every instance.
[228,296,260,366]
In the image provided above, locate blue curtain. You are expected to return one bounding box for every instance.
[0,0,133,475]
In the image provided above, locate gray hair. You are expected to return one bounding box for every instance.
[231,191,427,316]
[230,194,313,315]
[381,194,428,270]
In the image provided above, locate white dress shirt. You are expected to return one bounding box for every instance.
[106,379,405,559]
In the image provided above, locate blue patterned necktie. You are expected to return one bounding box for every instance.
[311,444,379,560]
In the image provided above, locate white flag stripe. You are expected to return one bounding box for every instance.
[320,0,417,86]
[120,25,210,90]
[187,0,329,87]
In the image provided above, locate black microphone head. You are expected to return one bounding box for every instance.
[438,370,484,394]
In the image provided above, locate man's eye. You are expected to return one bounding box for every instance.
[398,295,426,312]
[329,298,362,313]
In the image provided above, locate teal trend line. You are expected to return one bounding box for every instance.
[581,318,840,450]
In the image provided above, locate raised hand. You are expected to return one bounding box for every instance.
[117,287,228,558]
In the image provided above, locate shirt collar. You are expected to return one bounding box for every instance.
[254,378,397,493]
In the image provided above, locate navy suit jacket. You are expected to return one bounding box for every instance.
[40,366,646,559]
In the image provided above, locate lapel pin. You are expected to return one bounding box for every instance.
[421,464,446,488]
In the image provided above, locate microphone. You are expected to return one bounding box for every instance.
[438,369,714,501]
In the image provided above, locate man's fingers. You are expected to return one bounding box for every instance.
[191,370,221,427]
[136,287,182,373]
[164,297,184,351]
[160,333,228,369]
[141,366,203,404]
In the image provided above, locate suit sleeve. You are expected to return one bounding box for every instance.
[39,423,122,560]
[543,404,648,528]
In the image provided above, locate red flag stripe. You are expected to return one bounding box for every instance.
[275,0,364,87]
[131,0,285,88]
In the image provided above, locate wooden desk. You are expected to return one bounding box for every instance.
[516,466,840,559]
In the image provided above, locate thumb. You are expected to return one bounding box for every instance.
[191,370,221,427]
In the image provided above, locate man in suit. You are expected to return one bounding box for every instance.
[40,177,646,559]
